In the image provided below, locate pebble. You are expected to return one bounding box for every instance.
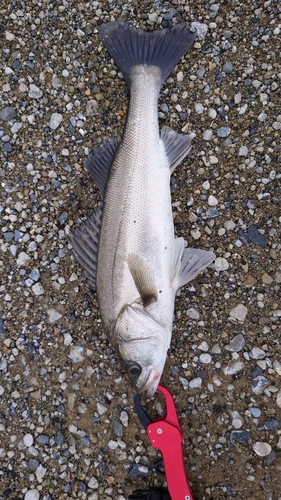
[185,308,200,320]
[217,127,231,137]
[199,353,212,364]
[28,84,43,99]
[252,376,270,395]
[203,129,212,140]
[231,431,251,443]
[16,252,30,266]
[195,103,204,114]
[247,225,268,247]
[225,334,245,352]
[0,106,16,121]
[47,308,63,323]
[238,146,248,156]
[49,112,63,130]
[261,272,273,285]
[222,61,233,74]
[202,181,210,190]
[206,208,219,218]
[31,283,45,296]
[189,377,202,389]
[224,220,236,231]
[23,433,34,447]
[253,442,272,457]
[223,361,245,375]
[249,407,261,418]
[24,490,40,500]
[249,347,265,360]
[208,195,218,206]
[214,257,229,271]
[229,304,248,323]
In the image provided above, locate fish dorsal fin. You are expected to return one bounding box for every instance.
[161,126,195,173]
[128,254,158,307]
[84,136,121,195]
[68,202,103,289]
[171,238,215,290]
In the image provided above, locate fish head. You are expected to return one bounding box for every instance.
[114,303,170,397]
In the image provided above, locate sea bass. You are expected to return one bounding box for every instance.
[69,21,215,397]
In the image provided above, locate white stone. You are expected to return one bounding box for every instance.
[177,71,184,82]
[203,129,212,140]
[224,220,236,231]
[47,308,63,323]
[23,433,33,447]
[108,440,118,450]
[36,464,47,482]
[208,195,218,206]
[16,251,30,266]
[195,102,204,114]
[24,490,40,500]
[189,377,202,389]
[185,308,200,320]
[229,304,248,323]
[202,181,210,190]
[6,31,15,41]
[49,112,63,130]
[31,283,45,296]
[253,442,272,457]
[208,108,217,119]
[223,361,245,375]
[198,341,209,352]
[214,257,229,271]
[209,155,218,164]
[276,392,281,409]
[199,353,212,364]
[273,360,281,376]
[97,403,107,416]
[68,346,84,363]
[64,333,72,346]
[88,477,99,489]
[190,229,201,240]
[238,146,248,156]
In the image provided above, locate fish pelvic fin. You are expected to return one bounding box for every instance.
[99,21,197,88]
[161,126,195,173]
[84,136,121,196]
[67,202,103,289]
[127,253,158,307]
[171,238,215,290]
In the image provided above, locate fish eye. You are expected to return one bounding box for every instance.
[125,361,142,378]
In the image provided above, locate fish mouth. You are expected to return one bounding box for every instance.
[137,368,160,398]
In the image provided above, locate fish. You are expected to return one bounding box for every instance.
[68,21,215,397]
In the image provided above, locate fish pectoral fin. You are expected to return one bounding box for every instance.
[67,202,103,289]
[128,254,158,307]
[171,239,215,290]
[84,135,121,195]
[161,126,195,173]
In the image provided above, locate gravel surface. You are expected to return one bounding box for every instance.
[0,1,281,499]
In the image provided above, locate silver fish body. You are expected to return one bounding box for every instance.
[69,22,215,396]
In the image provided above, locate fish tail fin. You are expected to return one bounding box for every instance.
[99,21,197,88]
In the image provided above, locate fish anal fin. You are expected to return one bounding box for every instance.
[84,136,121,195]
[171,240,215,290]
[128,254,158,307]
[68,202,103,290]
[161,126,195,173]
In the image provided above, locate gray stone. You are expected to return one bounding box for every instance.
[49,112,63,130]
[222,61,233,74]
[225,334,245,352]
[0,106,16,121]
